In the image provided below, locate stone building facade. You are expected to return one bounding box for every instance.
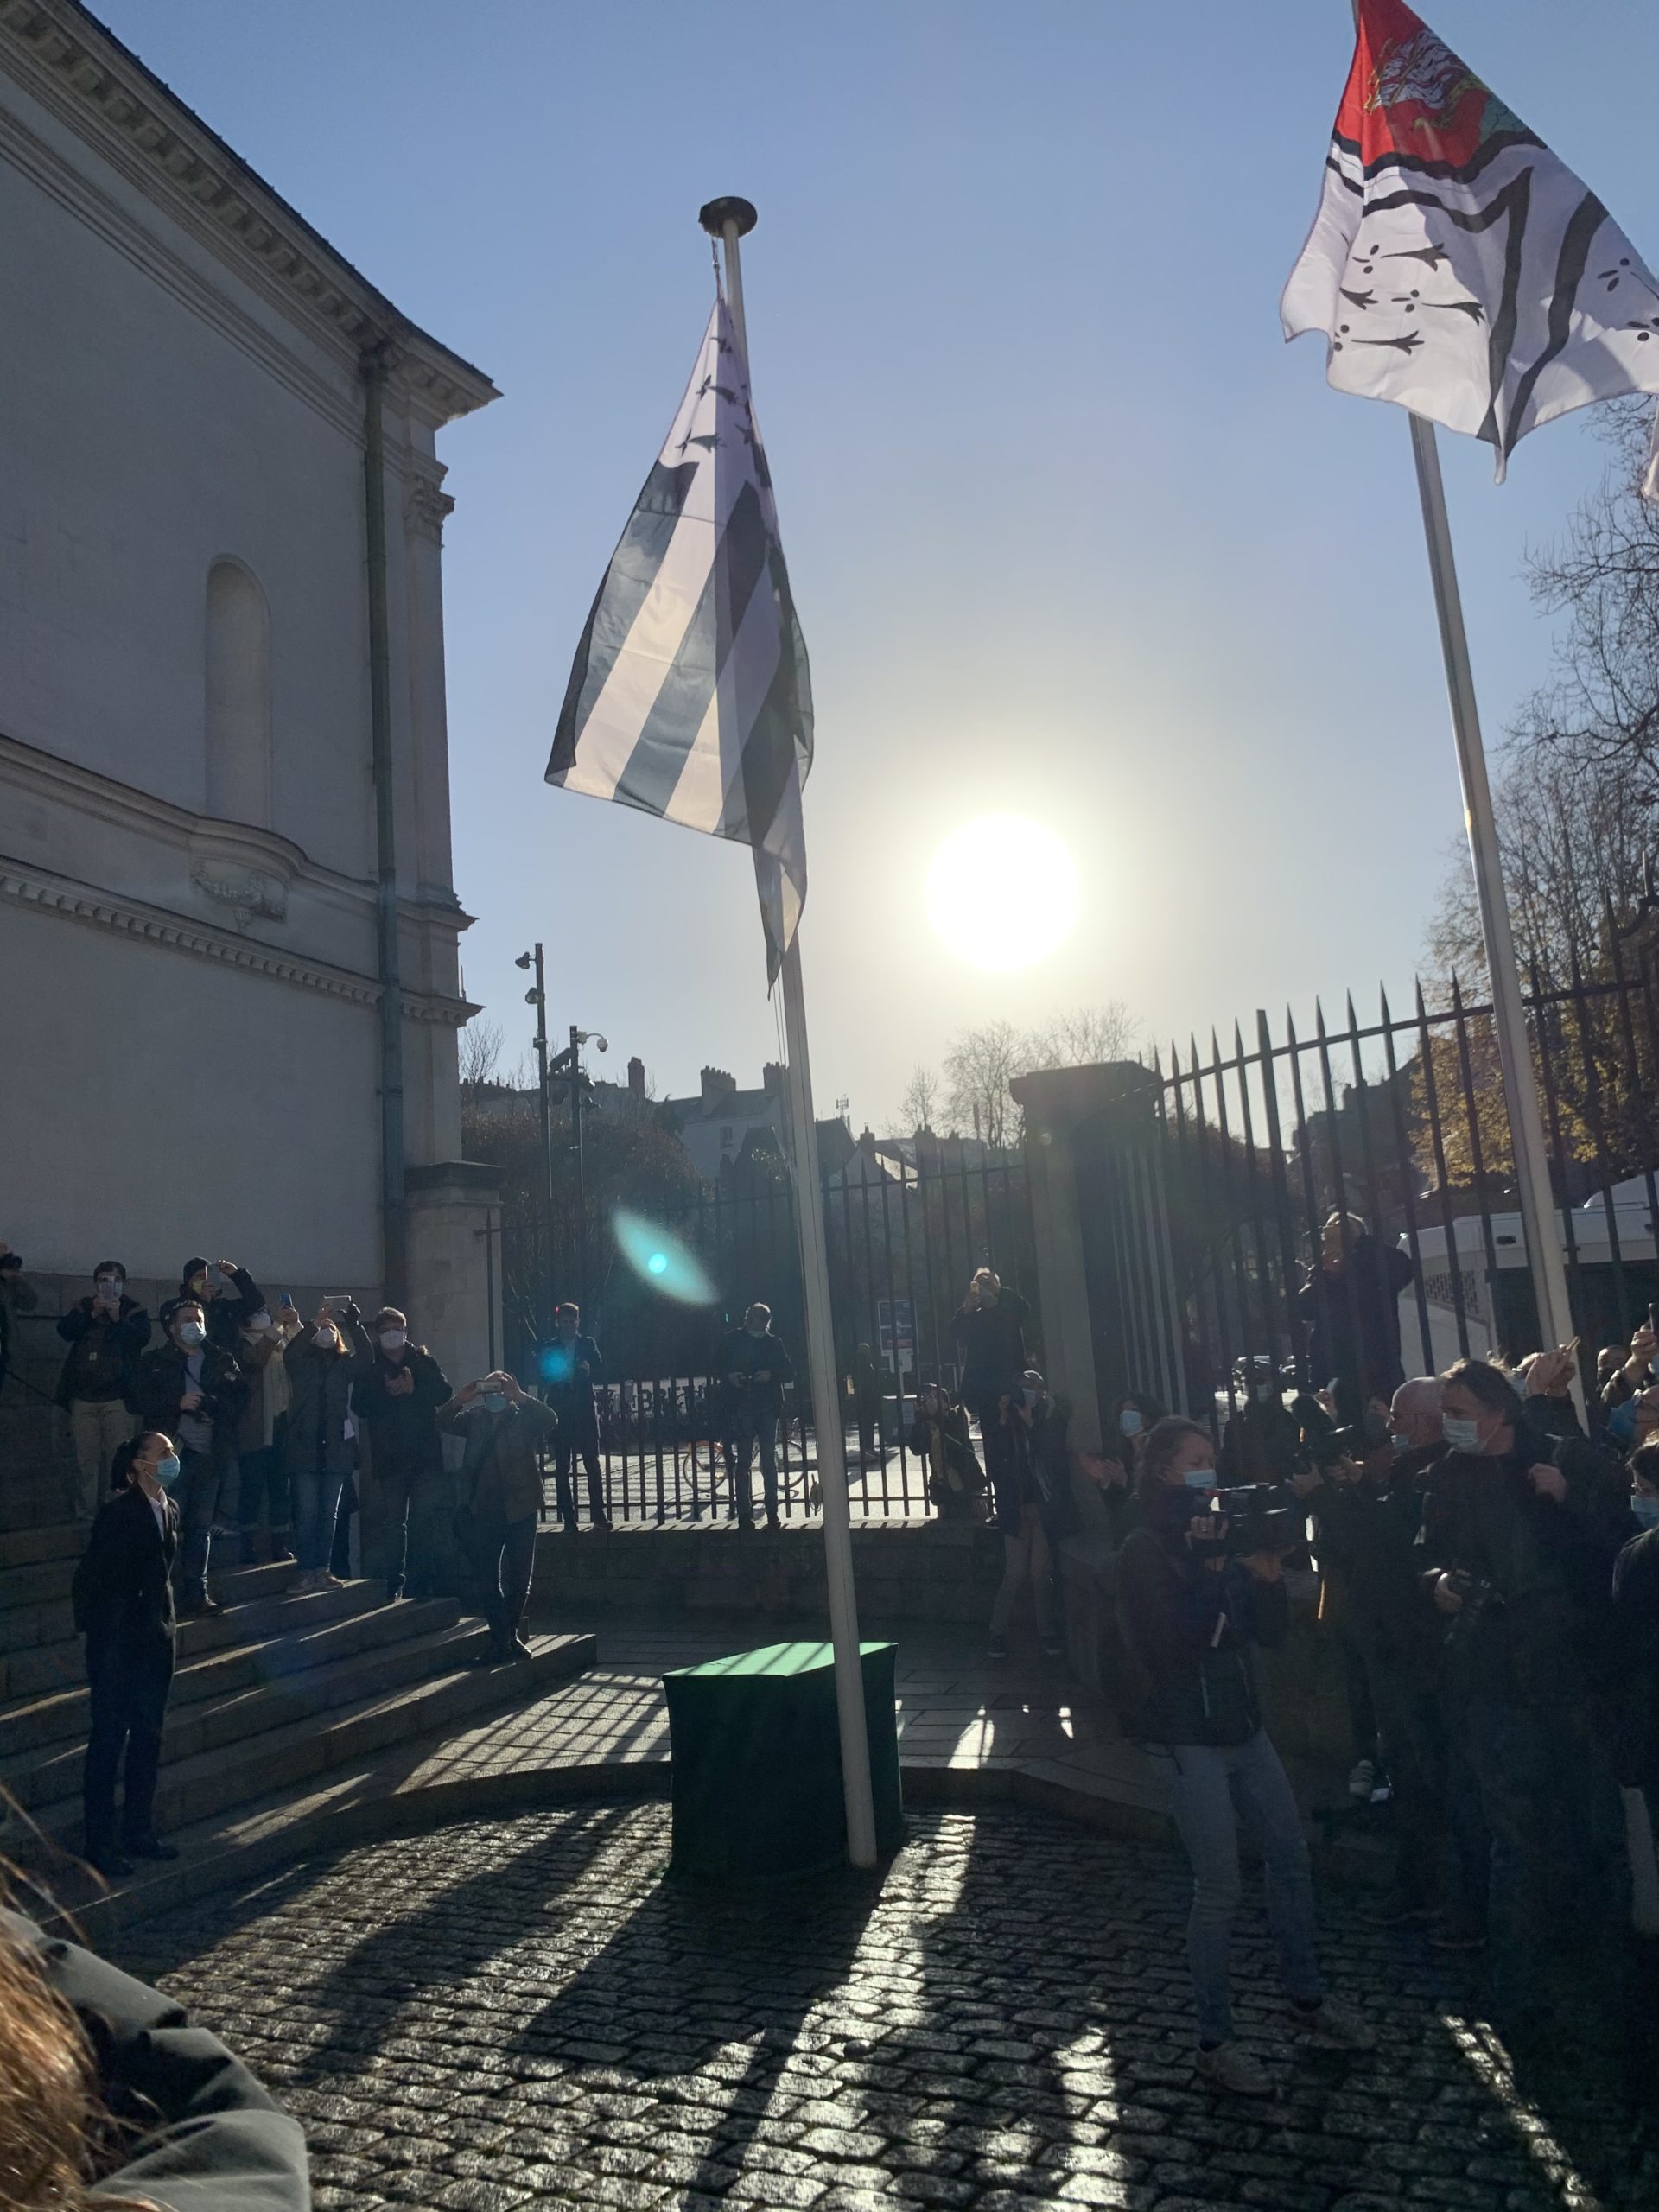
[0,0,500,1380]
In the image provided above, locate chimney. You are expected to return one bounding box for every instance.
[627,1055,645,1101]
[762,1061,785,1096]
[858,1125,877,1156]
[700,1065,734,1108]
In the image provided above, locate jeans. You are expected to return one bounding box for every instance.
[291,1464,346,1573]
[83,1635,173,1853]
[728,1412,779,1522]
[176,1446,219,1602]
[69,1398,135,1521]
[990,1506,1054,1637]
[237,1446,291,1548]
[462,1510,537,1651]
[1147,1726,1323,2046]
[554,1426,607,1527]
[365,1458,433,1596]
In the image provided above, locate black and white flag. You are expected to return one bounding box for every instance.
[548,296,813,980]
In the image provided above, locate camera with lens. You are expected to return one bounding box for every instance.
[1440,1568,1503,1641]
[1192,1482,1304,1557]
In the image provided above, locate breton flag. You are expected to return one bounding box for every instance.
[548,295,813,981]
[1281,0,1659,480]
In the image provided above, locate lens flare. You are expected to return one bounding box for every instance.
[614,1208,716,1305]
[926,813,1079,970]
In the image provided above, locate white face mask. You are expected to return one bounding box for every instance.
[245,1312,271,1336]
[379,1329,408,1353]
[1442,1414,1484,1453]
[314,1325,338,1350]
[175,1319,206,1348]
[1118,1408,1143,1437]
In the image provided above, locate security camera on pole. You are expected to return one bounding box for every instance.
[543,195,878,1868]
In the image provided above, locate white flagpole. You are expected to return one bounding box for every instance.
[701,196,880,1870]
[1406,413,1578,1376]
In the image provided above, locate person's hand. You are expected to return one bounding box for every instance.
[965,1283,981,1311]
[312,1302,332,1329]
[1528,1461,1567,1504]
[341,1299,362,1327]
[1288,1461,1323,1499]
[1328,1453,1363,1487]
[1526,1348,1575,1398]
[180,1389,203,1413]
[386,1366,414,1397]
[1432,1573,1463,1617]
[576,1361,590,1380]
[753,1369,771,1383]
[1624,1325,1656,1382]
[217,1259,239,1281]
[1239,1549,1283,1583]
[459,1378,483,1403]
[491,1370,527,1406]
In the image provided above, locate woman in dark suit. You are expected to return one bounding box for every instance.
[71,1430,181,1879]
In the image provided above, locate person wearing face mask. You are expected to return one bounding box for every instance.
[353,1306,453,1600]
[55,1261,151,1524]
[70,1431,183,1878]
[282,1300,374,1594]
[721,1303,796,1531]
[541,1302,609,1534]
[1112,1393,1163,1472]
[441,1370,557,1665]
[908,1381,986,1521]
[986,1371,1069,1662]
[1217,1361,1303,1486]
[1420,1357,1634,2050]
[951,1268,1033,1510]
[176,1255,266,1356]
[230,1303,294,1566]
[1115,1416,1376,2094]
[128,1300,246,1617]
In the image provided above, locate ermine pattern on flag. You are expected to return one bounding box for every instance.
[549,296,813,978]
[1281,0,1659,476]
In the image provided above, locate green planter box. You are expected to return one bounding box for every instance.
[664,1639,904,1879]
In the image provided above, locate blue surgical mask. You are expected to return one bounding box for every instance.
[175,1319,206,1347]
[1442,1415,1483,1453]
[481,1391,509,1415]
[1119,1408,1142,1437]
[155,1454,181,1489]
[1182,1467,1217,1490]
[1633,1494,1659,1531]
[1389,1432,1412,1454]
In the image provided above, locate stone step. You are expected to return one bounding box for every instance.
[0,1595,461,1760]
[0,1578,381,1704]
[0,1615,499,1815]
[17,1631,596,1854]
[0,1541,297,1658]
[0,1523,82,1572]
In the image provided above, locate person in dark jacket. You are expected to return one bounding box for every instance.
[907,1382,986,1521]
[950,1268,1032,1506]
[0,1241,36,1399]
[848,1342,882,1465]
[987,1371,1068,1662]
[442,1370,557,1663]
[55,1260,150,1524]
[2,1899,310,2209]
[1297,1212,1414,1426]
[283,1300,373,1592]
[1421,1357,1634,2042]
[721,1304,795,1530]
[353,1305,452,1599]
[1217,1360,1304,1485]
[1115,1415,1376,2094]
[71,1431,182,1879]
[542,1302,609,1532]
[128,1300,245,1617]
[177,1255,265,1356]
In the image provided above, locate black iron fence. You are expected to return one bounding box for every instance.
[1107,946,1659,1433]
[496,1139,1038,1521]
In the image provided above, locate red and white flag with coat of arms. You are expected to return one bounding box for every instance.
[1282,0,1659,480]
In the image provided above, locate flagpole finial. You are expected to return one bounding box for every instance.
[698,195,757,238]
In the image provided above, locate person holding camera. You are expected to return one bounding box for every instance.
[283,1300,374,1592]
[543,1302,609,1532]
[1116,1416,1375,2093]
[1421,1357,1633,2046]
[128,1300,246,1616]
[909,1381,986,1521]
[986,1370,1068,1662]
[55,1261,151,1523]
[441,1370,557,1664]
[721,1303,794,1530]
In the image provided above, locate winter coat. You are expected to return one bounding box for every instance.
[230,1327,284,1452]
[1297,1234,1414,1407]
[282,1318,373,1477]
[1116,1513,1287,1746]
[72,1484,178,1656]
[353,1345,453,1476]
[906,1399,986,1519]
[721,1327,795,1421]
[1301,1452,1443,1688]
[177,1262,266,1357]
[950,1290,1032,1402]
[1611,1524,1659,1789]
[441,1394,557,1522]
[55,1293,151,1407]
[541,1333,603,1436]
[128,1339,246,1459]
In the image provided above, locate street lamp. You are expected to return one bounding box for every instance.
[514,949,555,1332]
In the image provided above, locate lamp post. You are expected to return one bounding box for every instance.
[548,1023,607,1309]
[515,945,554,1338]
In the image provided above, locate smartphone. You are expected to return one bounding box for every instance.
[279,1294,294,1310]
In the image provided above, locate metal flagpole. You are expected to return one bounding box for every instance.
[1406,414,1577,1372]
[701,195,880,1869]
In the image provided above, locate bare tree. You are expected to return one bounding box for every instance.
[944,1020,1024,1151]
[1027,1000,1141,1069]
[898,1064,943,1135]
[459,1015,505,1091]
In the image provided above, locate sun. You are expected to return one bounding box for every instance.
[925,814,1079,971]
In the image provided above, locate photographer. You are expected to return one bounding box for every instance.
[128,1300,245,1617]
[721,1303,794,1531]
[907,1382,986,1522]
[986,1370,1067,1662]
[952,1268,1032,1505]
[1116,1417,1374,2092]
[1421,1357,1634,2047]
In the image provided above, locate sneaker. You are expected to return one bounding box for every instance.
[1291,1995,1376,2051]
[1357,1891,1436,1928]
[987,1636,1009,1662]
[179,1592,224,1618]
[1347,1758,1376,1800]
[1195,2040,1273,2095]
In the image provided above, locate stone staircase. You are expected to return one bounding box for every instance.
[0,1521,594,1865]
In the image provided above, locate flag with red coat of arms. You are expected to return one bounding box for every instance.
[1282,0,1659,479]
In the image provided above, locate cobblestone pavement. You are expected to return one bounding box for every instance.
[116,1805,1654,2212]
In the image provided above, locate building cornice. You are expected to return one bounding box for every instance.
[0,857,478,1027]
[0,0,499,429]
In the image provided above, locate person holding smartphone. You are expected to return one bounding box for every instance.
[1116,1416,1375,2094]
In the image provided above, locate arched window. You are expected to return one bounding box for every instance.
[204,559,271,826]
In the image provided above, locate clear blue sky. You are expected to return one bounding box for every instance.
[101,0,1659,1120]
